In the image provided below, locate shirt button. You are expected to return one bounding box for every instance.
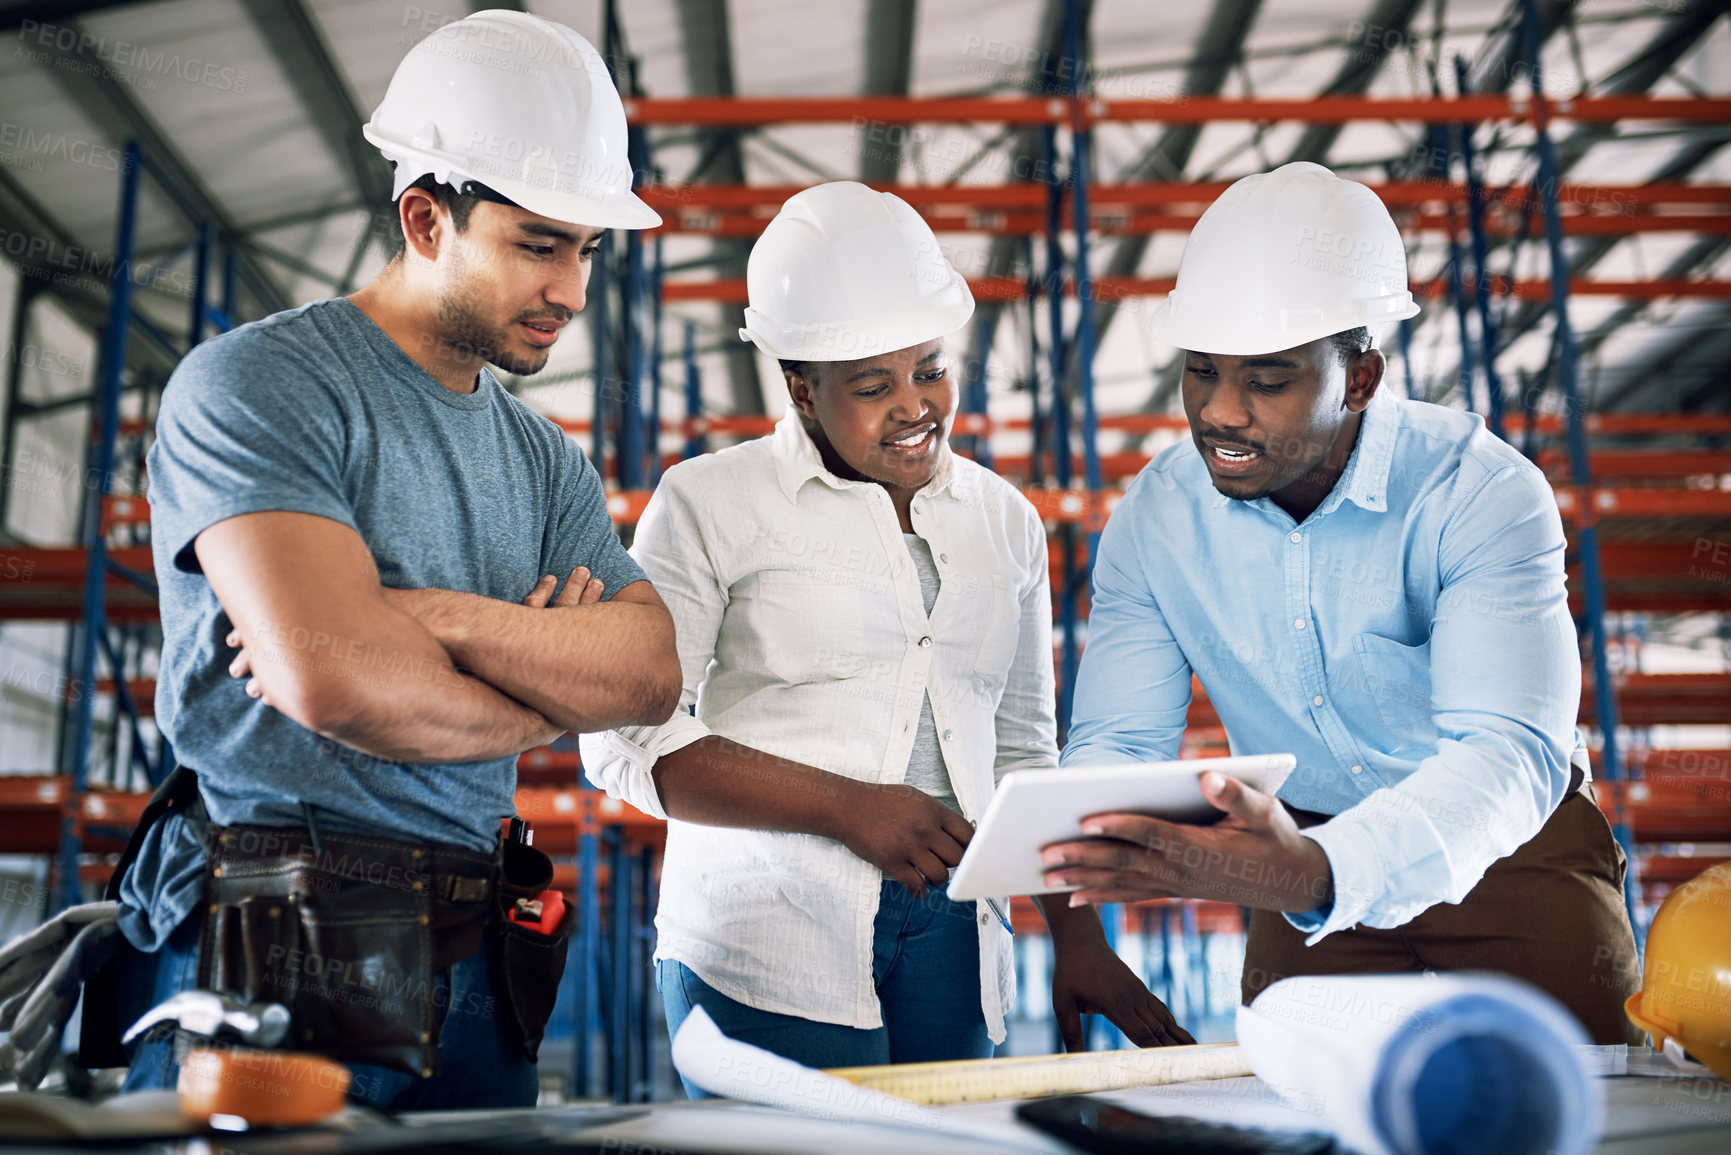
[942,729,952,741]
[1312,695,1324,707]
[1294,619,1306,630]
[1290,532,1302,543]
[919,636,933,648]
[940,553,949,564]
[1350,764,1363,774]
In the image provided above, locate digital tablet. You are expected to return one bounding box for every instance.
[945,754,1297,901]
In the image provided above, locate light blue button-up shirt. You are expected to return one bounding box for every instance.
[1061,387,1582,941]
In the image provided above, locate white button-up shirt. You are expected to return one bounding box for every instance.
[580,412,1057,1043]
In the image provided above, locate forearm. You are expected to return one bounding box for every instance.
[250,611,559,763]
[651,735,859,838]
[1035,894,1110,947]
[196,511,561,763]
[332,674,559,764]
[392,585,677,732]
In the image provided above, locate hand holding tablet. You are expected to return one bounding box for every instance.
[945,755,1297,902]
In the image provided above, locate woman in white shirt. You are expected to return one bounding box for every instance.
[581,182,1189,1088]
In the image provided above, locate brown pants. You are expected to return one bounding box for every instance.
[1242,785,1645,1045]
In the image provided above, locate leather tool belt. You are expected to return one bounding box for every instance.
[198,823,497,1077]
[80,765,573,1077]
[199,822,576,1076]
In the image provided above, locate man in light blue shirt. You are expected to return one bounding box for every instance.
[1039,164,1640,1044]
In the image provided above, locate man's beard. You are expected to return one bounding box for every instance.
[434,280,557,378]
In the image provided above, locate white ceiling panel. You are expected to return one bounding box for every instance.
[0,63,188,246]
[912,0,1043,96]
[610,0,686,96]
[78,0,351,226]
[732,0,869,95]
[304,0,433,117]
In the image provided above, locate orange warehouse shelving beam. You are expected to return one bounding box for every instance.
[1580,674,1731,727]
[0,546,158,623]
[1637,857,1730,888]
[622,95,1731,126]
[1623,748,1731,778]
[1534,451,1731,479]
[0,776,152,856]
[643,180,1731,238]
[1572,415,1731,435]
[1554,488,1731,519]
[1096,95,1731,125]
[1595,774,1731,841]
[1586,543,1731,582]
[647,210,1731,239]
[639,182,1731,212]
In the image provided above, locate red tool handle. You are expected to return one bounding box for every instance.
[508,889,566,935]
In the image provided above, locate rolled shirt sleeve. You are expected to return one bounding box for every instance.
[1288,464,1579,941]
[578,474,719,819]
[991,499,1061,780]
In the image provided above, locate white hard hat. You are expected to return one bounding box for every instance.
[739,182,974,362]
[362,10,660,230]
[1150,162,1418,356]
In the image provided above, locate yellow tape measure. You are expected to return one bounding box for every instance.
[825,1042,1251,1106]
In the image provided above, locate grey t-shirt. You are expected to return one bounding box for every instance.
[120,297,644,950]
[902,534,959,814]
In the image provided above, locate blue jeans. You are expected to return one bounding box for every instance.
[115,907,537,1110]
[659,879,991,1098]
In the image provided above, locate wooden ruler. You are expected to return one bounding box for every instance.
[824,1042,1251,1106]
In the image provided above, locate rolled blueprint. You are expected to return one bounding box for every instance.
[669,1005,944,1130]
[1236,972,1601,1155]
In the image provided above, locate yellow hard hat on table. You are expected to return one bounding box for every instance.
[1625,860,1731,1080]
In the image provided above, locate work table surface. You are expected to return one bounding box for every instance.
[10,1072,1726,1154]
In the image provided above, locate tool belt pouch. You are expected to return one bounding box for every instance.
[198,826,493,1078]
[494,838,574,1062]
